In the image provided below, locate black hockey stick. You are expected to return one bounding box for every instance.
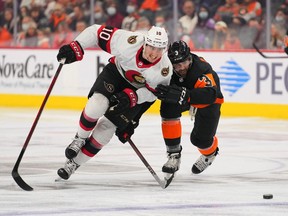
[127,137,174,189]
[253,43,288,59]
[12,60,65,191]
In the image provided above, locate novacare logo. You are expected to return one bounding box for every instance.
[0,55,54,79]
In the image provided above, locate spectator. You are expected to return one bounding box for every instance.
[3,0,12,8]
[178,0,198,35]
[238,0,262,23]
[52,21,74,48]
[154,13,166,28]
[192,5,215,49]
[0,23,12,47]
[30,6,49,30]
[44,0,57,18]
[134,15,151,34]
[181,34,195,50]
[2,7,15,34]
[45,0,73,18]
[238,17,261,49]
[75,20,87,34]
[17,21,39,47]
[214,0,240,26]
[67,5,89,31]
[272,8,288,32]
[20,0,46,9]
[19,6,30,20]
[223,27,242,49]
[279,0,288,11]
[49,3,67,32]
[270,23,285,49]
[37,29,51,48]
[105,0,124,29]
[93,1,108,25]
[121,0,140,31]
[212,20,228,49]
[194,0,225,17]
[139,0,159,23]
[157,0,173,18]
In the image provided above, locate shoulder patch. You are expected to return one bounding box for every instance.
[127,36,137,44]
[161,67,169,77]
[104,81,114,93]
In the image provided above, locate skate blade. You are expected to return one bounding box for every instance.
[54,177,66,182]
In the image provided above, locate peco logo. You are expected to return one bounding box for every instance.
[217,59,250,96]
[0,55,54,79]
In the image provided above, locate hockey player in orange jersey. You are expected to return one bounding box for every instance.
[155,40,224,175]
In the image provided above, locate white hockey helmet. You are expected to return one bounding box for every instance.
[144,26,168,49]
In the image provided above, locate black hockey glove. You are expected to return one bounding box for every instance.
[57,41,84,64]
[109,88,138,115]
[155,84,189,105]
[115,120,139,143]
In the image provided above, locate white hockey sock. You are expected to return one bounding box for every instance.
[73,150,92,165]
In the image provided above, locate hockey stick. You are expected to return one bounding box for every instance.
[253,43,288,59]
[12,60,65,191]
[127,137,174,189]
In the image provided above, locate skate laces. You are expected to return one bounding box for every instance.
[165,152,181,168]
[69,137,85,150]
[194,149,219,171]
[64,159,79,174]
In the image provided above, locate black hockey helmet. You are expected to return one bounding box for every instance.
[168,40,190,64]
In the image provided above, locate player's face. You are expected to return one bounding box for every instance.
[173,58,190,78]
[143,44,165,63]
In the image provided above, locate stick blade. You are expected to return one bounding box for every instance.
[12,170,33,191]
[162,173,175,189]
[253,43,288,59]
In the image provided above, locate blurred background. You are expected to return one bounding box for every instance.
[1,0,288,119]
[0,0,287,50]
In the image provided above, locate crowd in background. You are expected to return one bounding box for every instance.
[0,0,288,50]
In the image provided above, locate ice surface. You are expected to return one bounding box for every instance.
[1,108,288,216]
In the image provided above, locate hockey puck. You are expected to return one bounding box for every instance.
[263,194,273,199]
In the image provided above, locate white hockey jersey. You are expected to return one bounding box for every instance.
[75,24,172,104]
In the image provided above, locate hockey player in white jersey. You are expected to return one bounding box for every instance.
[56,24,172,180]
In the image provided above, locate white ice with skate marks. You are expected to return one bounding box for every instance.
[1,108,288,216]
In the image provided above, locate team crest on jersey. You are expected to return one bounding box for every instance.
[104,81,114,93]
[161,67,169,77]
[127,36,137,44]
[125,70,146,85]
[134,74,146,84]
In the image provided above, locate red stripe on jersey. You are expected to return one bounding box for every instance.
[145,83,156,92]
[97,25,118,54]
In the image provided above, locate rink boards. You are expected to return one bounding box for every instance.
[0,48,287,118]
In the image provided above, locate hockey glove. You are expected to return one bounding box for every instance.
[57,41,84,64]
[109,88,138,115]
[155,84,189,105]
[115,120,139,143]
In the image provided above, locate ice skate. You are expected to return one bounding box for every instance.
[162,149,182,174]
[65,136,86,159]
[57,159,80,180]
[192,148,219,174]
